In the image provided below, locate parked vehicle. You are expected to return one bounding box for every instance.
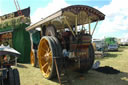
[92,39,107,57]
[120,38,128,46]
[105,37,118,51]
[93,39,107,51]
[26,5,105,79]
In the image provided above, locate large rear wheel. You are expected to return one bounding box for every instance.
[79,44,95,72]
[38,36,62,79]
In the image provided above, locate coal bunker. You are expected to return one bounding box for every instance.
[95,66,120,74]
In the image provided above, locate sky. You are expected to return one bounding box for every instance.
[0,0,128,39]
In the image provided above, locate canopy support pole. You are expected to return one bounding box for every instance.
[88,21,91,35]
[75,15,78,35]
[64,17,75,37]
[92,21,98,36]
[88,16,91,34]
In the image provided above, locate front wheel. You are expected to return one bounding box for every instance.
[30,49,37,67]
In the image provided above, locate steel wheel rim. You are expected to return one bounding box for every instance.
[38,38,52,78]
[30,49,35,66]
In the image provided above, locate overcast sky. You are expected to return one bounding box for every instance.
[0,0,128,39]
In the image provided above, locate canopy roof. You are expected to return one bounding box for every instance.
[26,5,105,31]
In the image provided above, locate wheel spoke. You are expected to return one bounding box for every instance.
[45,52,52,62]
[48,65,52,71]
[42,62,48,69]
[44,53,48,61]
[41,56,45,61]
[48,51,52,56]
[46,66,49,74]
[46,65,51,74]
[48,47,50,52]
[41,46,47,52]
[44,40,49,49]
[43,51,52,61]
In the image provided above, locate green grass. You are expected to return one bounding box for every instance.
[14,46,128,85]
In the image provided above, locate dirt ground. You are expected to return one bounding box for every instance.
[14,46,128,85]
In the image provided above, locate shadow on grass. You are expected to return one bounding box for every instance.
[120,46,128,48]
[106,53,118,58]
[16,63,28,68]
[71,69,128,85]
[51,69,74,85]
[119,46,128,49]
[118,49,124,52]
[96,52,122,60]
[97,53,119,60]
[108,49,123,52]
[50,68,128,85]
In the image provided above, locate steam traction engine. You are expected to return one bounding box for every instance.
[26,5,105,79]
